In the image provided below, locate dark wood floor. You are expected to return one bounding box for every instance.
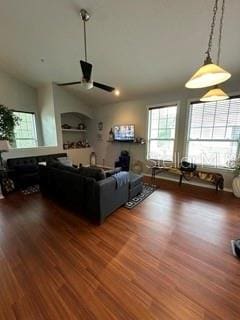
[0,180,240,320]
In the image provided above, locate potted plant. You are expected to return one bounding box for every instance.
[0,104,19,167]
[229,157,240,198]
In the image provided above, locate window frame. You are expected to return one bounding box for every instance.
[147,102,179,161]
[13,110,39,149]
[185,95,240,169]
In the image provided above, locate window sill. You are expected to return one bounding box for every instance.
[193,165,234,174]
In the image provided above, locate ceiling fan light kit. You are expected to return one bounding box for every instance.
[58,9,119,95]
[185,0,231,93]
[114,89,120,96]
[81,79,94,90]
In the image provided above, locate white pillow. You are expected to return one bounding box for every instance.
[57,157,73,167]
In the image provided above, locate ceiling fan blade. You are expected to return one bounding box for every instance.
[57,81,81,86]
[80,60,92,82]
[93,82,115,92]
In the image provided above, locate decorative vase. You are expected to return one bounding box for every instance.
[78,123,85,130]
[232,175,240,198]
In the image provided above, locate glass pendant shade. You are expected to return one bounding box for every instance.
[200,86,229,102]
[186,0,231,90]
[185,61,231,89]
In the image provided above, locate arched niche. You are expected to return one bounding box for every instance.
[60,112,92,150]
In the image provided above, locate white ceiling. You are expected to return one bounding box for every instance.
[0,0,239,106]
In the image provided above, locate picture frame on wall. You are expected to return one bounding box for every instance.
[98,121,103,131]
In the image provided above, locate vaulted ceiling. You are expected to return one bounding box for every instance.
[0,0,239,105]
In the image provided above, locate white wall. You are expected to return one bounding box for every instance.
[52,84,93,149]
[52,84,93,118]
[0,69,36,109]
[0,69,43,145]
[0,70,63,159]
[37,84,58,146]
[1,75,94,161]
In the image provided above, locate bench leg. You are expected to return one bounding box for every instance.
[179,174,183,186]
[151,169,156,187]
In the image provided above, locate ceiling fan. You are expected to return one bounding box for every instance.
[58,9,119,96]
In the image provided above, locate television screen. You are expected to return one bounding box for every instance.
[114,125,135,141]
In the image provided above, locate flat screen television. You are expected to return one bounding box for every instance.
[114,125,135,141]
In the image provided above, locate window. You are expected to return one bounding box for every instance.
[13,111,38,148]
[186,97,240,167]
[148,104,178,161]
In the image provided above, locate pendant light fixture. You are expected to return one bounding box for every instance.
[185,0,231,89]
[200,85,228,101]
[201,0,229,102]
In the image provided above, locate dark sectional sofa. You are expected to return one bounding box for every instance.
[39,162,129,224]
[6,153,143,224]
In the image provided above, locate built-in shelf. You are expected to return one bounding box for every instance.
[62,129,87,133]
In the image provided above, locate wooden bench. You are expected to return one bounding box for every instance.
[151,166,224,191]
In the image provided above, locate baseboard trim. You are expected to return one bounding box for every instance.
[144,173,232,193]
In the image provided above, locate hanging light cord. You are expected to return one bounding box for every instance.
[217,0,226,64]
[83,20,88,61]
[206,0,219,60]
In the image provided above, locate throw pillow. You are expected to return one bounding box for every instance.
[78,167,106,181]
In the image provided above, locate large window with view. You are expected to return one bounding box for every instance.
[186,97,240,168]
[13,111,38,148]
[148,105,177,161]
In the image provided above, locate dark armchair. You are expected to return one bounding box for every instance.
[115,150,130,172]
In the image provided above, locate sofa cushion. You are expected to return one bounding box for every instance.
[47,160,79,174]
[60,165,79,174]
[7,157,38,169]
[78,167,106,181]
[37,153,67,163]
[14,164,38,174]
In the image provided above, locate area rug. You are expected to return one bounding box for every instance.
[21,184,40,195]
[125,184,155,209]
